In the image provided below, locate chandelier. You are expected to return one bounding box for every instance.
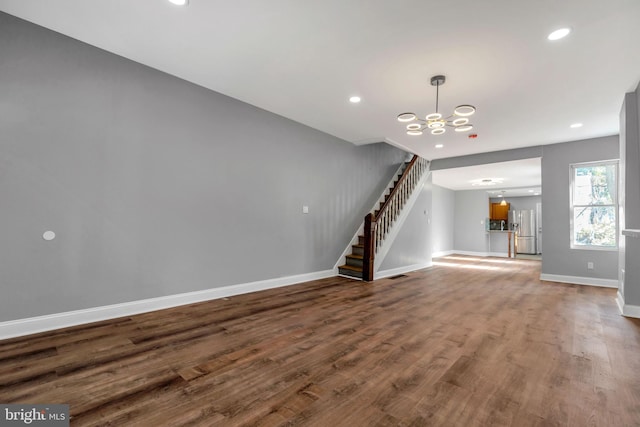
[397,75,475,136]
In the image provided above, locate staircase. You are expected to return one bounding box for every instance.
[338,157,428,280]
[337,235,366,279]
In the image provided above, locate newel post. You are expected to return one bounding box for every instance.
[363,213,375,281]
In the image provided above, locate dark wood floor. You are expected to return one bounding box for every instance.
[1,255,639,426]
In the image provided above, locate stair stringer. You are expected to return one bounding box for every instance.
[333,158,411,276]
[372,166,431,278]
[333,223,364,278]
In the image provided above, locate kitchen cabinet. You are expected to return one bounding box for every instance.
[490,202,510,221]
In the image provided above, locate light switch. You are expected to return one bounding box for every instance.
[303,206,309,214]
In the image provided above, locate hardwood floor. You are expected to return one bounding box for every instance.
[1,255,639,426]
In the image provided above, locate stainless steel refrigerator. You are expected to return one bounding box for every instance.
[510,209,537,254]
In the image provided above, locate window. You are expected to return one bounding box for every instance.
[570,161,618,249]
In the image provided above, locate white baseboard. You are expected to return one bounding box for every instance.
[0,269,335,340]
[432,250,455,258]
[337,274,362,281]
[540,274,619,289]
[616,291,640,318]
[376,262,432,280]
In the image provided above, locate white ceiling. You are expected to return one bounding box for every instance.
[1,0,638,164]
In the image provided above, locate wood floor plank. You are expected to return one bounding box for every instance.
[1,256,639,426]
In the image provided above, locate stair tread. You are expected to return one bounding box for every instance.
[338,264,362,272]
[352,244,364,248]
[346,254,363,260]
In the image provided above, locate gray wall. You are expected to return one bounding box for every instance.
[432,184,455,255]
[622,86,640,230]
[379,177,433,271]
[541,136,619,280]
[0,13,408,321]
[439,136,622,273]
[431,146,543,171]
[453,190,489,253]
[488,232,511,255]
[620,83,640,307]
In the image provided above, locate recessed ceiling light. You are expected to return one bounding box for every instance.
[528,190,534,193]
[548,28,571,41]
[168,0,188,5]
[534,192,540,196]
[435,144,444,149]
[570,123,583,128]
[471,178,504,186]
[349,96,361,103]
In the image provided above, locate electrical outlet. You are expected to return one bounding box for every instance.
[587,262,594,270]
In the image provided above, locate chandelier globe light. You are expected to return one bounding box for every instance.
[397,75,476,136]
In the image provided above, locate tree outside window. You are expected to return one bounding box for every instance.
[570,161,618,249]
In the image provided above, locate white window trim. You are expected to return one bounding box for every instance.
[569,159,619,251]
